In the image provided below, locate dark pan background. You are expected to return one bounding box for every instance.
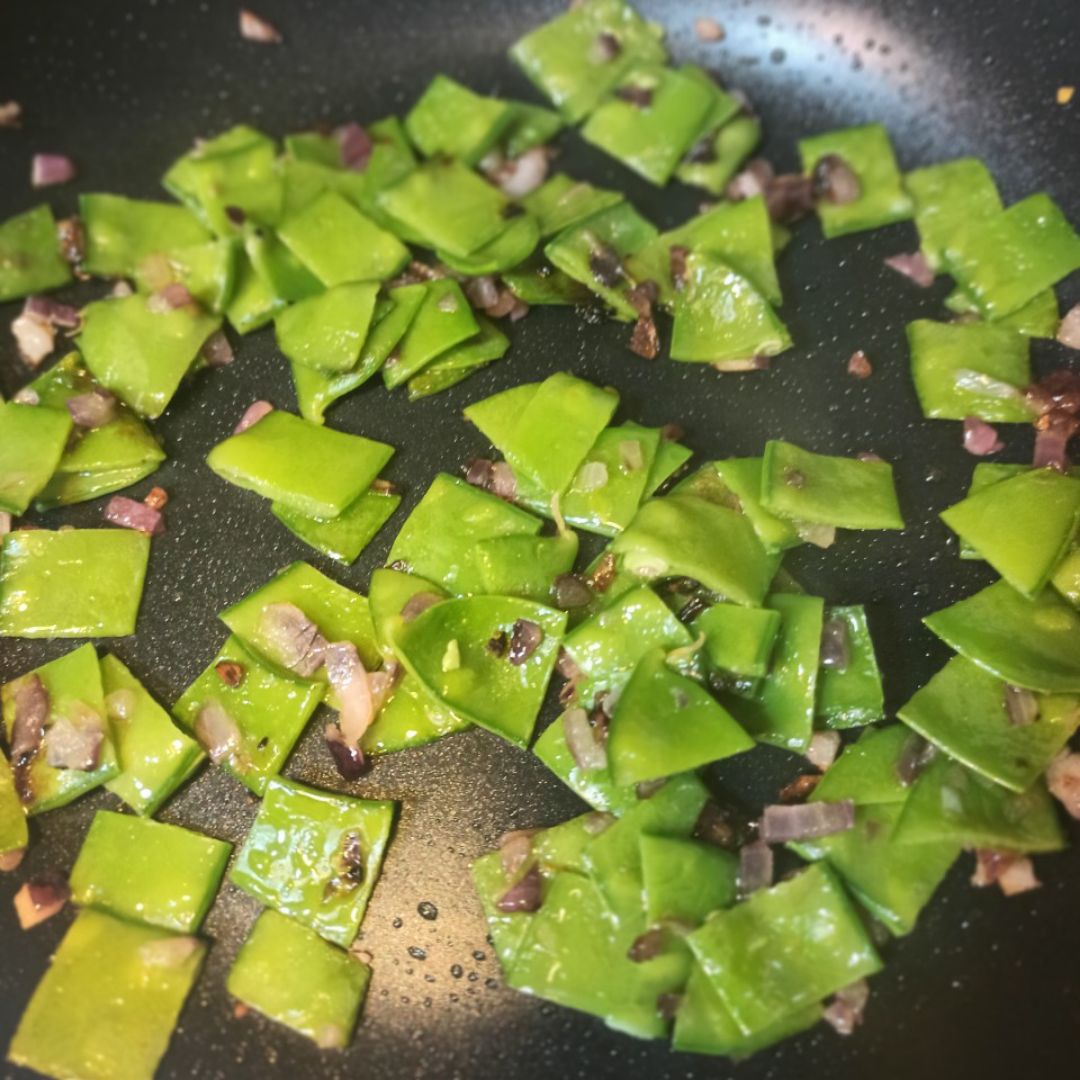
[1,1,1079,1077]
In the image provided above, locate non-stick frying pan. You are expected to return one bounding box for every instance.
[1,1,1078,1077]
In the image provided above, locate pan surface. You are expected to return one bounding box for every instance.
[1,0,1079,1077]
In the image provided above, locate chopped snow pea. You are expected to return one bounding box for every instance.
[1,644,118,814]
[136,237,241,312]
[521,173,624,238]
[436,212,541,276]
[582,65,716,185]
[0,529,150,638]
[172,635,324,795]
[509,0,667,122]
[8,909,205,1080]
[70,811,230,933]
[393,594,566,747]
[474,532,578,603]
[0,204,72,301]
[34,466,155,511]
[503,257,593,305]
[228,910,371,1050]
[230,776,395,948]
[798,123,912,238]
[689,864,881,1037]
[610,493,777,606]
[640,834,737,925]
[361,673,471,756]
[0,752,27,857]
[0,401,73,515]
[1053,542,1080,607]
[816,605,885,728]
[275,281,381,373]
[897,654,1079,793]
[285,131,341,168]
[501,102,565,157]
[244,229,323,303]
[277,190,410,286]
[280,155,363,218]
[944,284,1060,339]
[608,648,753,786]
[465,380,539,446]
[79,193,211,279]
[405,74,513,164]
[79,293,222,418]
[940,468,1080,597]
[675,112,762,196]
[761,440,905,530]
[101,654,203,816]
[472,850,534,968]
[406,315,511,400]
[729,593,824,752]
[272,488,401,565]
[944,193,1080,320]
[814,723,912,805]
[694,602,781,680]
[226,251,288,334]
[646,435,693,494]
[382,279,479,389]
[923,579,1080,693]
[206,409,394,519]
[906,319,1032,422]
[670,252,791,364]
[368,567,446,653]
[956,463,1031,560]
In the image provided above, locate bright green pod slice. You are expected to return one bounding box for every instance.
[435,212,541,277]
[405,315,511,400]
[225,250,288,334]
[521,173,624,238]
[405,74,513,164]
[694,602,782,680]
[0,751,27,857]
[368,567,446,654]
[640,834,737,925]
[361,673,471,757]
[272,489,401,565]
[135,237,241,313]
[816,605,885,728]
[501,101,564,157]
[0,401,73,515]
[275,281,380,373]
[955,463,1034,559]
[0,204,72,301]
[675,112,762,196]
[474,532,578,604]
[382,279,479,389]
[945,284,1060,339]
[245,228,324,303]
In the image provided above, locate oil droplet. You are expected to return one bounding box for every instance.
[472,950,486,962]
[392,917,403,929]
[485,978,498,989]
[417,901,438,921]
[408,946,428,961]
[450,964,464,978]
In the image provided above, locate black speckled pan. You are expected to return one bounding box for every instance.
[1,1,1079,1077]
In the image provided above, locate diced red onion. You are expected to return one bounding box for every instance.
[57,217,86,267]
[896,733,936,786]
[627,928,665,962]
[325,723,368,780]
[811,154,861,205]
[0,849,25,872]
[591,31,622,63]
[465,276,500,310]
[258,602,328,676]
[711,355,770,373]
[324,641,374,747]
[765,174,816,224]
[490,461,517,500]
[104,495,164,536]
[14,878,70,930]
[234,400,274,434]
[760,800,855,843]
[0,101,22,128]
[1003,684,1039,727]
[1047,752,1080,819]
[11,675,48,804]
[336,122,373,172]
[824,979,870,1036]
[805,731,841,771]
[962,416,1004,456]
[11,310,55,368]
[553,573,593,610]
[239,8,282,42]
[31,153,76,188]
[0,512,11,538]
[726,159,774,202]
[401,592,442,622]
[556,648,582,683]
[12,387,39,404]
[496,864,542,913]
[1057,303,1080,349]
[201,329,235,367]
[508,619,543,665]
[997,858,1041,896]
[1033,417,1076,471]
[563,707,607,771]
[482,287,516,319]
[139,936,200,967]
[820,617,851,672]
[45,711,104,771]
[67,389,118,429]
[367,661,400,715]
[194,701,243,764]
[508,297,530,322]
[847,350,873,378]
[971,849,1040,896]
[492,146,550,199]
[737,840,774,897]
[498,830,538,877]
[24,296,81,330]
[884,252,934,288]
[148,282,194,313]
[694,16,725,41]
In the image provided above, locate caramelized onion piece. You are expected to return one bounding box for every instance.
[239,8,282,42]
[1047,752,1080,819]
[760,800,855,843]
[824,979,870,1036]
[257,602,328,676]
[104,495,164,536]
[962,416,1004,456]
[14,878,70,930]
[884,252,934,288]
[737,840,774,897]
[495,864,542,913]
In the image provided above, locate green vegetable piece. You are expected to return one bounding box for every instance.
[675,113,762,196]
[393,594,566,748]
[368,567,446,653]
[8,909,205,1080]
[231,777,395,947]
[70,810,230,933]
[80,193,211,279]
[640,834,737,925]
[406,315,511,400]
[0,529,149,638]
[464,380,538,446]
[522,173,624,238]
[472,850,534,969]
[646,436,693,496]
[501,102,565,158]
[387,473,542,595]
[695,602,781,679]
[1053,544,1080,607]
[798,123,912,238]
[382,279,479,389]
[405,74,513,164]
[285,130,340,167]
[245,229,324,304]
[136,237,241,313]
[582,65,715,185]
[944,193,1080,320]
[436,212,541,276]
[0,751,27,856]
[610,493,777,606]
[101,654,203,816]
[670,252,791,364]
[225,251,287,334]
[941,469,1080,597]
[275,282,380,373]
[896,753,1066,853]
[206,409,393,518]
[907,319,1032,422]
[502,256,593,305]
[228,909,371,1050]
[689,864,881,1037]
[0,204,71,301]
[361,673,471,756]
[813,724,913,806]
[278,190,409,286]
[474,532,578,603]
[509,0,667,122]
[816,605,885,728]
[944,286,1061,339]
[1,644,118,814]
[955,464,1034,559]
[378,159,508,258]
[924,579,1080,693]
[897,654,1079,793]
[34,466,155,511]
[273,489,401,565]
[730,594,825,752]
[0,402,73,515]
[761,440,904,530]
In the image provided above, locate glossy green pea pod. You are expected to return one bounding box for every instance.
[0,401,73,515]
[275,281,381,373]
[501,101,564,157]
[225,250,288,334]
[474,532,578,603]
[0,751,27,857]
[955,463,1030,558]
[640,834,737,925]
[34,465,159,511]
[0,204,72,301]
[272,489,401,565]
[944,285,1059,339]
[405,74,514,164]
[465,380,539,445]
[368,567,446,653]
[521,174,624,238]
[472,850,535,969]
[813,723,912,804]
[382,279,479,389]
[695,602,781,680]
[406,315,511,400]
[243,229,323,303]
[502,256,595,306]
[136,238,241,313]
[436,212,541,277]
[361,673,471,756]
[816,605,885,728]
[675,112,762,196]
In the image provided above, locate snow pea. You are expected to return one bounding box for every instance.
[761,440,904,530]
[521,173,624,238]
[941,468,1080,597]
[609,648,753,786]
[206,409,393,519]
[798,123,912,238]
[610,493,777,606]
[436,212,541,277]
[361,673,471,756]
[646,436,693,495]
[688,864,881,1038]
[244,229,322,303]
[670,252,791,364]
[729,593,825,752]
[0,752,27,857]
[465,380,538,446]
[387,473,543,595]
[339,116,420,229]
[275,281,380,373]
[0,401,72,515]
[923,579,1080,693]
[272,488,401,565]
[393,594,566,747]
[907,319,1032,423]
[382,279,478,389]
[368,567,446,653]
[0,204,72,301]
[136,237,240,312]
[582,64,716,185]
[694,602,781,680]
[1053,544,1080,607]
[8,909,205,1080]
[944,193,1080,320]
[1,644,118,814]
[640,834,737,925]
[677,65,740,155]
[101,654,203,816]
[405,74,513,164]
[225,250,288,334]
[70,810,230,933]
[502,101,564,158]
[502,255,595,306]
[816,605,885,728]
[472,851,534,969]
[955,463,1031,559]
[675,112,762,196]
[0,529,149,638]
[406,315,511,400]
[228,910,371,1050]
[284,131,340,167]
[474,532,578,603]
[509,0,667,122]
[814,723,911,804]
[34,466,154,511]
[231,777,395,947]
[945,284,1059,339]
